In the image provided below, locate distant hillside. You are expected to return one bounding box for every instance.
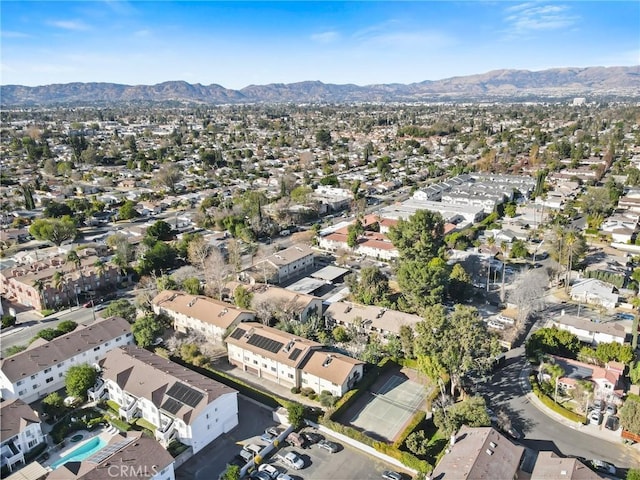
[2,66,638,105]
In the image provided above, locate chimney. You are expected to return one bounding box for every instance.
[450,433,456,446]
[561,309,565,316]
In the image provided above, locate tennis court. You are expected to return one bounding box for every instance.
[348,374,427,442]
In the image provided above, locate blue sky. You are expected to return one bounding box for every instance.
[1,1,638,88]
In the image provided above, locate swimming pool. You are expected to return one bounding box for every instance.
[50,436,107,469]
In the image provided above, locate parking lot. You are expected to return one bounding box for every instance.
[258,427,411,480]
[176,397,276,480]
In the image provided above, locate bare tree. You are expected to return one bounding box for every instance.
[187,236,212,271]
[227,239,242,274]
[154,164,182,194]
[507,268,548,330]
[254,299,275,325]
[204,248,232,300]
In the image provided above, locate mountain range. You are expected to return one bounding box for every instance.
[2,66,638,105]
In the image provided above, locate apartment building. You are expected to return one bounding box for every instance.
[549,313,627,345]
[225,323,363,397]
[0,399,45,473]
[47,431,175,480]
[152,290,254,344]
[231,283,322,323]
[0,253,121,311]
[254,243,315,284]
[92,345,238,454]
[0,317,133,403]
[324,301,423,340]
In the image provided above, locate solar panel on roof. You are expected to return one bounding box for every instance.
[166,382,204,408]
[289,348,303,361]
[246,334,283,354]
[161,397,182,415]
[86,437,135,464]
[230,328,246,340]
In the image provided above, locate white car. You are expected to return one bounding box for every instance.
[279,451,304,470]
[258,464,279,479]
[276,474,293,480]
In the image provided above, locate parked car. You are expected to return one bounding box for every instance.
[266,426,281,437]
[317,439,339,453]
[249,473,272,480]
[605,415,619,431]
[589,459,616,475]
[302,431,324,445]
[589,410,603,425]
[276,474,293,480]
[286,432,306,448]
[505,427,523,440]
[615,312,635,321]
[605,404,617,416]
[261,431,276,443]
[279,451,304,470]
[382,471,403,480]
[258,464,280,479]
[239,449,253,463]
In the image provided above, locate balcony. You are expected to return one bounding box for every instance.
[1,442,24,471]
[155,417,175,445]
[87,379,106,402]
[118,396,139,422]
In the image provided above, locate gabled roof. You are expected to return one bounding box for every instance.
[0,398,40,442]
[431,426,524,480]
[299,351,363,386]
[152,290,254,329]
[324,301,422,336]
[551,314,626,339]
[0,317,131,383]
[99,345,236,425]
[531,452,601,479]
[256,243,314,267]
[225,322,321,368]
[46,431,174,480]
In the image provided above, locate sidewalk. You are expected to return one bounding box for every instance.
[519,363,640,455]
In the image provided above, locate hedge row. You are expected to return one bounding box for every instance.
[393,411,426,449]
[321,418,432,473]
[109,417,131,432]
[529,375,586,424]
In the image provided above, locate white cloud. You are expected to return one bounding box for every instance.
[1,31,32,39]
[133,29,151,38]
[503,3,578,34]
[310,31,340,44]
[47,20,91,31]
[360,31,454,49]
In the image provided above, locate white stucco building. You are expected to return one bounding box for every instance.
[92,345,238,454]
[0,317,133,404]
[0,399,45,473]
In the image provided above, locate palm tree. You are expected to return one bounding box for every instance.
[32,279,47,311]
[66,249,87,296]
[500,241,509,302]
[52,271,67,307]
[93,259,105,289]
[564,230,577,293]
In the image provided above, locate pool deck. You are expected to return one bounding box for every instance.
[42,428,112,470]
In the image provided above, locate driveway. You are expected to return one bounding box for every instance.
[175,396,278,480]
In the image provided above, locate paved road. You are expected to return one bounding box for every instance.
[476,347,640,470]
[1,306,99,356]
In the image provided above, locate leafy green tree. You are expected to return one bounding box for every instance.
[594,342,634,365]
[131,315,164,348]
[290,185,312,204]
[581,186,614,218]
[43,201,73,218]
[448,263,472,302]
[118,200,139,220]
[287,401,305,428]
[525,327,581,361]
[319,390,337,408]
[234,286,253,309]
[221,465,241,480]
[65,364,97,399]
[137,241,178,276]
[405,430,428,456]
[29,217,77,245]
[42,392,67,420]
[504,202,517,218]
[182,277,202,295]
[433,395,491,437]
[1,315,16,329]
[57,320,78,335]
[619,396,640,435]
[146,220,173,241]
[332,326,350,343]
[397,258,448,312]
[388,210,445,263]
[627,469,640,480]
[37,328,61,341]
[399,324,415,358]
[103,299,137,323]
[509,240,529,259]
[414,305,499,395]
[345,266,390,305]
[630,362,640,385]
[315,129,332,148]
